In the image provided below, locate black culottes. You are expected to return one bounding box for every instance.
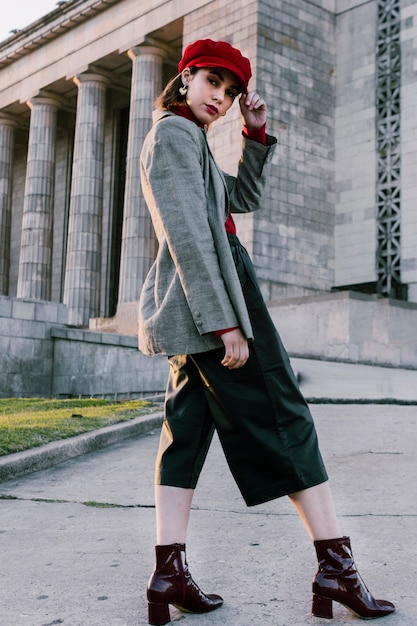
[155,234,328,506]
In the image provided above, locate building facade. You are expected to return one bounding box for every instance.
[1,0,417,396]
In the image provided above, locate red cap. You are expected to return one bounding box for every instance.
[178,39,252,93]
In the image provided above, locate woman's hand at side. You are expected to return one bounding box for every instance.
[220,328,249,369]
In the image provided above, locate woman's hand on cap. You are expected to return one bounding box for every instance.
[240,91,267,130]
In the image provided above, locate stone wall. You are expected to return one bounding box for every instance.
[254,0,336,301]
[51,327,168,399]
[205,0,337,301]
[0,296,168,398]
[334,1,378,288]
[0,296,68,397]
[269,290,417,367]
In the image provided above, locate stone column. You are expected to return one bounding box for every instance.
[117,46,166,316]
[0,113,19,295]
[63,72,110,326]
[17,96,59,300]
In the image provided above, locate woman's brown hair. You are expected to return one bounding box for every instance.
[155,67,198,109]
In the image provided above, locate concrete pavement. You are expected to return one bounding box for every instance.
[0,358,416,625]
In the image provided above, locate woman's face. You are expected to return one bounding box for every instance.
[182,67,241,125]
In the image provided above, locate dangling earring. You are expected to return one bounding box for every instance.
[179,85,187,96]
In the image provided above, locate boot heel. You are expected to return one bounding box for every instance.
[312,593,333,618]
[148,601,170,625]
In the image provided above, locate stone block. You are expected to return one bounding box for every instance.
[52,353,79,376]
[20,320,48,340]
[11,299,36,321]
[83,331,103,344]
[7,371,52,397]
[119,335,138,348]
[34,302,59,323]
[99,332,121,346]
[0,297,12,318]
[65,329,85,342]
[50,376,69,398]
[0,318,23,337]
[50,326,68,339]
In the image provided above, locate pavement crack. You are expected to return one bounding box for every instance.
[307,398,417,405]
[2,496,416,518]
[368,451,403,455]
[0,494,155,508]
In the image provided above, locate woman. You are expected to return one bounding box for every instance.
[138,38,395,625]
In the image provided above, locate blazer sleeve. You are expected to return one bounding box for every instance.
[140,118,240,335]
[224,133,277,214]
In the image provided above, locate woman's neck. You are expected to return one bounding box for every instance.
[168,104,205,129]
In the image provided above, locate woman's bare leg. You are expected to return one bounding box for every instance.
[289,481,342,541]
[155,485,194,544]
[155,482,340,545]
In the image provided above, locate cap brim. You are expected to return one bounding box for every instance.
[192,62,247,93]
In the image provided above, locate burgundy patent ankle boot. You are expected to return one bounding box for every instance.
[147,543,223,625]
[312,536,395,619]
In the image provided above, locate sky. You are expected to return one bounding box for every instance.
[0,0,59,43]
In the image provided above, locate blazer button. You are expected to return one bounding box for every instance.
[195,311,201,317]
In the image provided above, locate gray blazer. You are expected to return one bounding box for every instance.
[138,109,277,356]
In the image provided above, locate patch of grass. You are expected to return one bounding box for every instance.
[0,398,154,457]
